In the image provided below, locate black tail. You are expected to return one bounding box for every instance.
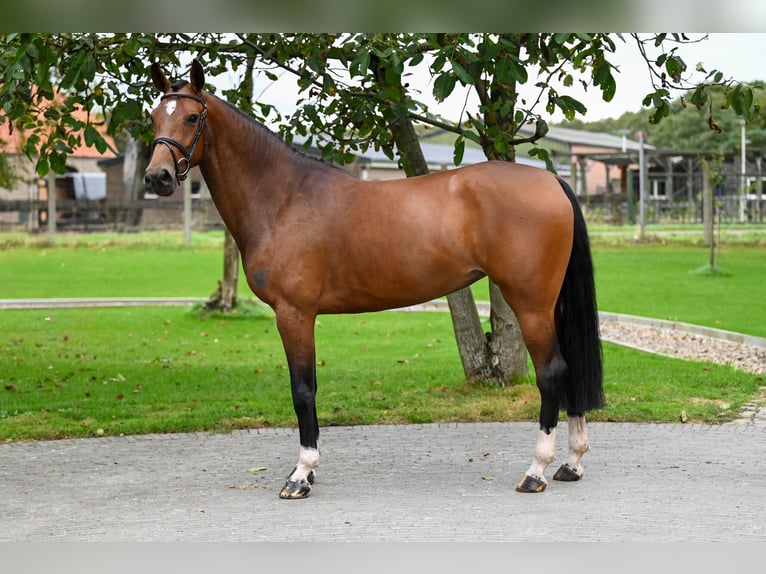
[556,178,604,414]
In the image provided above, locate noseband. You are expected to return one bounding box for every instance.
[151,93,207,183]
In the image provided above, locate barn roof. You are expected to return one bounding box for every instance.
[0,94,116,159]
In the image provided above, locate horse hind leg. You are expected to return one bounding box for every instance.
[513,311,592,490]
[511,310,567,493]
[553,414,590,482]
[516,352,567,493]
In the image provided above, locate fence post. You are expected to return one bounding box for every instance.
[46,171,56,243]
[183,177,192,245]
[638,131,646,239]
[702,161,713,247]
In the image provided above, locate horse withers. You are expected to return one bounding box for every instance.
[144,60,603,498]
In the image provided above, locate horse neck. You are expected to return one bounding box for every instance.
[198,94,317,248]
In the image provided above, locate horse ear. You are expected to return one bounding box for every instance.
[150,62,171,94]
[190,59,205,93]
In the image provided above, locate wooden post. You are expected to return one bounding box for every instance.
[183,176,192,245]
[46,171,56,243]
[626,164,635,224]
[756,156,763,223]
[702,160,713,248]
[638,131,646,239]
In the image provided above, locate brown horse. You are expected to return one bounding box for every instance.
[144,60,603,499]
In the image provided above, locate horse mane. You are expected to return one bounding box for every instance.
[215,95,345,174]
[165,76,343,173]
[170,80,189,92]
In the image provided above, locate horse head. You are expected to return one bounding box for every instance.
[144,60,208,197]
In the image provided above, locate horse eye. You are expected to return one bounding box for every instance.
[187,114,199,124]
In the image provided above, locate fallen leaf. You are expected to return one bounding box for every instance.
[247,466,268,474]
[229,484,269,490]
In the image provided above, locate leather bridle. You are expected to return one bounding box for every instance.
[151,93,207,183]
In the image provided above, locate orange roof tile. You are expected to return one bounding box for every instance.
[1,94,116,159]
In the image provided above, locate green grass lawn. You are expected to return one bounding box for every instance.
[592,243,766,337]
[2,229,764,336]
[0,228,764,441]
[1,305,760,441]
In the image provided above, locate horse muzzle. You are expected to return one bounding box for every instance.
[144,167,177,197]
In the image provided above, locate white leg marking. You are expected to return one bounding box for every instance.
[164,100,177,116]
[524,427,557,483]
[566,415,590,476]
[290,444,320,482]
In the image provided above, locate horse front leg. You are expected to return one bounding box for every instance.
[275,307,320,500]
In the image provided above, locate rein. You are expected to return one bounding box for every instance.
[151,92,207,182]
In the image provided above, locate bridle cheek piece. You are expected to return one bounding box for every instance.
[151,93,207,183]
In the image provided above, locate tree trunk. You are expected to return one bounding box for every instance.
[487,281,528,383]
[445,286,491,380]
[121,135,146,228]
[377,78,527,384]
[205,228,240,312]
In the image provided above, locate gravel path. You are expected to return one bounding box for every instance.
[599,317,766,375]
[400,300,766,376]
[599,315,766,427]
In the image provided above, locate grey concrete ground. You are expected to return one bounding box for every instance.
[2,421,764,541]
[2,299,765,542]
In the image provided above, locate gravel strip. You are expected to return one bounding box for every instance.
[599,317,766,427]
[599,318,766,375]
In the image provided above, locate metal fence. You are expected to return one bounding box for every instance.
[0,198,224,233]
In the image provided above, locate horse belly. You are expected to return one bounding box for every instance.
[319,247,481,314]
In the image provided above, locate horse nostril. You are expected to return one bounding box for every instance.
[158,168,174,186]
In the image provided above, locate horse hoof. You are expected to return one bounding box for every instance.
[279,479,312,499]
[553,463,583,482]
[279,469,316,499]
[515,474,547,493]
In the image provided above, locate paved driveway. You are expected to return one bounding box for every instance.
[2,421,764,541]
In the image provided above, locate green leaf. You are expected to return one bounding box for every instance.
[508,57,528,83]
[665,55,686,83]
[351,49,370,77]
[36,156,49,177]
[494,57,511,85]
[453,136,465,166]
[451,60,475,86]
[557,95,587,116]
[463,130,482,146]
[433,72,457,102]
[84,125,99,148]
[247,467,267,474]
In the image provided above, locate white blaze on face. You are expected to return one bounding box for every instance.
[164,100,177,116]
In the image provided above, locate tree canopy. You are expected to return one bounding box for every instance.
[1,32,761,385]
[1,33,760,178]
[564,81,766,152]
